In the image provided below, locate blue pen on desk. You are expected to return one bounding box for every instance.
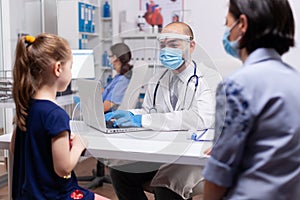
[191,129,212,142]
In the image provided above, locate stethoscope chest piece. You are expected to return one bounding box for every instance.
[148,107,157,113]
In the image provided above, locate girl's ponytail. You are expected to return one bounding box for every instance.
[12,36,35,131]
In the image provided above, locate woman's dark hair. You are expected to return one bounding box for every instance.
[110,43,133,75]
[229,0,295,55]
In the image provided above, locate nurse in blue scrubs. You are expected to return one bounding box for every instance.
[102,43,133,113]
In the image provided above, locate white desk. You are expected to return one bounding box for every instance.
[0,133,12,200]
[0,132,11,149]
[71,121,212,166]
[0,121,213,199]
[0,94,76,109]
[0,94,76,134]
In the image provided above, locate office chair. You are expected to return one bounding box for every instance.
[77,159,111,189]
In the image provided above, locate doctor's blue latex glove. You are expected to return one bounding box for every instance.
[104,110,142,127]
[105,110,129,121]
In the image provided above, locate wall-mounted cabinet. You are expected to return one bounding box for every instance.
[57,0,103,80]
[57,0,100,50]
[120,33,157,63]
[96,0,113,87]
[57,0,114,86]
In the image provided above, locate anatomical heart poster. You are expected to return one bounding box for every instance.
[140,0,184,29]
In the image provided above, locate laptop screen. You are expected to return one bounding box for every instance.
[76,79,107,131]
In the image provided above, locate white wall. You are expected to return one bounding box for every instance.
[184,0,239,77]
[115,0,300,77]
[3,0,300,77]
[8,0,42,67]
[282,0,300,71]
[1,0,14,133]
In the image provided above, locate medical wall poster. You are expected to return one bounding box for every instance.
[140,0,184,28]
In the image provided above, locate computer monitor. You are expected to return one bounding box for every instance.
[57,49,95,96]
[71,49,95,79]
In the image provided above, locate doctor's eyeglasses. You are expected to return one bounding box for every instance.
[159,39,184,49]
[157,33,191,49]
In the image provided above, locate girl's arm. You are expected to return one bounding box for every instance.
[51,131,87,177]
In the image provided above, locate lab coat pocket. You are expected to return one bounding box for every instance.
[151,164,204,199]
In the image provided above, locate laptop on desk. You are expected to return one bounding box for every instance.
[77,79,149,134]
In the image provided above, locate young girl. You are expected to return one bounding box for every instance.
[10,33,110,200]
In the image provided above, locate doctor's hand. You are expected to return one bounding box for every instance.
[105,110,129,121]
[104,110,142,127]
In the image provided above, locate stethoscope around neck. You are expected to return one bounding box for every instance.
[149,60,199,113]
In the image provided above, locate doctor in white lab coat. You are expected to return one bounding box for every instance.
[105,22,216,200]
[132,61,214,131]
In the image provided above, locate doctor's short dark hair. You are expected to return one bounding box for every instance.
[229,0,295,55]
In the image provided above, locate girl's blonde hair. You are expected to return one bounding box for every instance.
[12,33,71,131]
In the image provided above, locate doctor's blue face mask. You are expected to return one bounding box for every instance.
[157,33,191,70]
[223,20,241,59]
[159,47,184,70]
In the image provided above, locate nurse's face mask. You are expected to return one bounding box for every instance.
[157,33,191,70]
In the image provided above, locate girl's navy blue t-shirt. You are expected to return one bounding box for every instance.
[12,99,94,200]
